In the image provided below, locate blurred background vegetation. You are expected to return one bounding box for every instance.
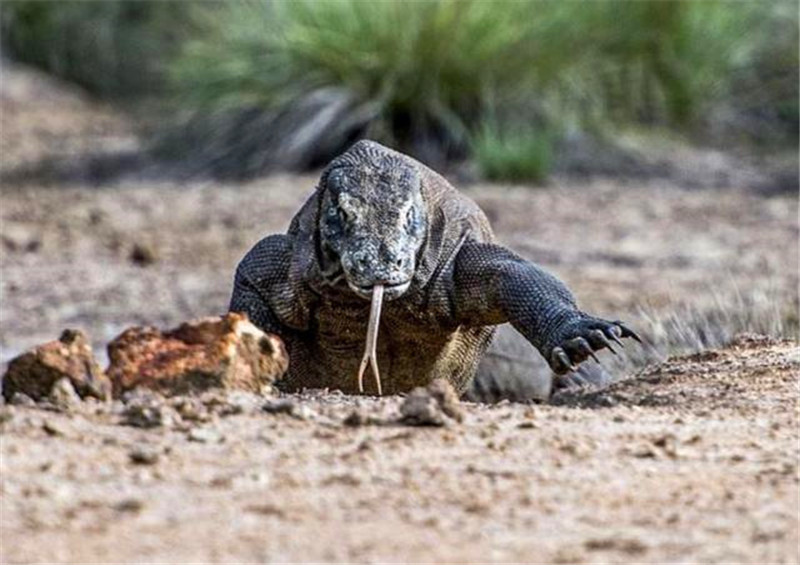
[1,0,797,181]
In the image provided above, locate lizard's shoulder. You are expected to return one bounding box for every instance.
[419,166,493,242]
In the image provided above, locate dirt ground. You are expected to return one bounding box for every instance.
[1,336,798,563]
[1,62,799,563]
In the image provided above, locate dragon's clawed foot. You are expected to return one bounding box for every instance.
[549,317,641,374]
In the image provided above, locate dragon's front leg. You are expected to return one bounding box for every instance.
[452,241,640,374]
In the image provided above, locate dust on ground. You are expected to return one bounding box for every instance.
[1,336,798,563]
[1,62,799,563]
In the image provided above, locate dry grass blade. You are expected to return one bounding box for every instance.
[357,284,384,395]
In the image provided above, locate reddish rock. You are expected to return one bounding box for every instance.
[1,329,110,402]
[106,313,288,397]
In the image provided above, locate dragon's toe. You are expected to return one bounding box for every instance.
[548,316,640,374]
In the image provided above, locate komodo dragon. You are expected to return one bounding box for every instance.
[229,140,639,396]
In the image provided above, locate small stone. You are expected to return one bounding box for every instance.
[129,242,157,266]
[187,427,222,443]
[209,475,233,489]
[631,444,658,459]
[261,399,315,420]
[262,399,297,416]
[49,378,81,411]
[221,391,263,414]
[172,397,211,422]
[291,405,315,421]
[114,498,144,513]
[312,429,336,440]
[10,392,35,407]
[400,379,464,427]
[200,390,254,416]
[517,420,539,429]
[245,503,286,517]
[42,420,64,436]
[400,392,446,427]
[121,395,177,429]
[2,329,110,402]
[128,446,160,465]
[584,537,648,555]
[343,410,367,427]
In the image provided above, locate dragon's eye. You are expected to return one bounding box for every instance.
[338,207,350,224]
[328,169,345,189]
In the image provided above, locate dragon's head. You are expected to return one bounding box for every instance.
[318,140,427,301]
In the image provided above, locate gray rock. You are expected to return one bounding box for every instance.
[400,392,446,427]
[121,396,178,429]
[9,392,35,407]
[187,427,223,443]
[49,378,81,411]
[400,379,464,427]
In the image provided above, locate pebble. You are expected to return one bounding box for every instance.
[42,420,65,436]
[343,410,368,427]
[399,379,464,427]
[129,242,157,266]
[517,420,539,429]
[114,498,145,513]
[262,399,315,420]
[10,393,35,407]
[187,427,223,443]
[400,393,446,427]
[128,446,160,465]
[262,399,297,415]
[122,399,178,429]
[49,378,81,411]
[172,397,212,422]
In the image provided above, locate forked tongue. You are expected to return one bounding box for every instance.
[357,284,384,395]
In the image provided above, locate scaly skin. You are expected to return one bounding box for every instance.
[229,140,639,395]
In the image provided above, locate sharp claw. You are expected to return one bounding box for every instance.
[553,347,567,367]
[598,333,618,355]
[587,329,617,355]
[616,321,643,343]
[553,347,577,373]
[608,331,625,349]
[573,337,600,364]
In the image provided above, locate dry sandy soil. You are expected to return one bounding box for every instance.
[1,62,799,563]
[1,336,798,563]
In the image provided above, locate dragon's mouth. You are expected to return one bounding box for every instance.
[348,280,411,301]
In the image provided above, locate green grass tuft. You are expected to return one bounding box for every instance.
[3,0,797,176]
[472,126,553,183]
